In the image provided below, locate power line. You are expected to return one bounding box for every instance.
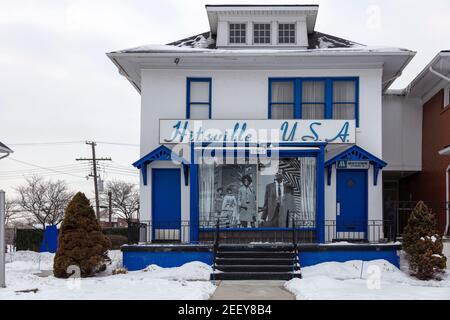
[96,141,139,147]
[7,140,139,147]
[8,141,85,146]
[6,157,86,179]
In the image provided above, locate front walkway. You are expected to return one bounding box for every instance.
[210,280,295,300]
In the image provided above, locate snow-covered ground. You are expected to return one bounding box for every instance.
[0,251,216,300]
[285,258,450,300]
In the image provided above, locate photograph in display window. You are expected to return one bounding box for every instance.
[199,157,316,228]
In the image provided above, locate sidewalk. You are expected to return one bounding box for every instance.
[210,280,295,300]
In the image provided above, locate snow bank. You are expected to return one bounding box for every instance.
[285,259,450,300]
[0,251,216,300]
[142,261,213,281]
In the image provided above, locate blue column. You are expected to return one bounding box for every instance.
[189,145,199,243]
[316,145,325,243]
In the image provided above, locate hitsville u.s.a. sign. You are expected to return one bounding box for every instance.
[160,119,356,144]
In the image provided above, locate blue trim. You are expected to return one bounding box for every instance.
[133,145,189,186]
[190,144,199,243]
[316,145,325,243]
[268,77,360,127]
[324,145,387,186]
[191,142,326,243]
[200,227,315,232]
[186,77,212,119]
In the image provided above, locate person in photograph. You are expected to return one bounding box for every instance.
[238,175,257,228]
[221,187,238,227]
[214,187,224,220]
[261,168,295,228]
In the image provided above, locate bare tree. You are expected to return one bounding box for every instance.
[15,176,74,229]
[103,180,139,224]
[4,198,19,226]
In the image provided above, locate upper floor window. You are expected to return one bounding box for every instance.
[269,77,359,126]
[229,23,246,44]
[278,23,295,44]
[253,23,271,44]
[187,78,211,119]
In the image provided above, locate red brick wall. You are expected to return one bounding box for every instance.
[399,89,450,232]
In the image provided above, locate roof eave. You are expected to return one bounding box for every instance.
[405,50,450,98]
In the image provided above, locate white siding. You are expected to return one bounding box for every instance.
[139,67,384,224]
[382,94,422,171]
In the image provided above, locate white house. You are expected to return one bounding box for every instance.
[108,4,419,268]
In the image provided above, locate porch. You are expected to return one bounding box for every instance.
[136,219,395,244]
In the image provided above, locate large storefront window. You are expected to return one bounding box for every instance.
[199,157,316,228]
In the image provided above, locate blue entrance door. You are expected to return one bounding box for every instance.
[152,169,181,241]
[336,170,367,234]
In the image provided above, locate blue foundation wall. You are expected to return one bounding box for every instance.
[122,244,400,271]
[299,246,400,268]
[123,248,213,271]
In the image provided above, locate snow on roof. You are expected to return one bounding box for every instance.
[0,141,13,154]
[112,31,409,55]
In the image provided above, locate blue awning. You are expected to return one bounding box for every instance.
[324,145,387,186]
[133,145,189,186]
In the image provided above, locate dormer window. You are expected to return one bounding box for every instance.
[229,23,246,44]
[278,23,296,44]
[253,23,271,44]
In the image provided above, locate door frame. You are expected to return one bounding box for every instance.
[151,168,182,242]
[336,169,368,236]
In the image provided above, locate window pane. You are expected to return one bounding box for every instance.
[302,104,324,119]
[271,82,294,103]
[271,104,294,119]
[254,23,271,44]
[190,104,209,119]
[229,23,246,44]
[302,81,325,103]
[333,81,355,102]
[278,23,295,44]
[333,103,355,119]
[190,82,209,103]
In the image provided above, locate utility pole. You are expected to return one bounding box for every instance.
[108,191,112,224]
[76,141,111,220]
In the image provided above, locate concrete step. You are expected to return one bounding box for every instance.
[215,265,299,272]
[215,257,296,265]
[211,272,302,281]
[217,244,294,252]
[217,251,296,259]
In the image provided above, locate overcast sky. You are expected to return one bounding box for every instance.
[1,0,450,200]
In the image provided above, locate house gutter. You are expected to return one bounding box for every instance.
[429,66,450,82]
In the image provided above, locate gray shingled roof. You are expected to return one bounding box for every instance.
[167,31,363,50]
